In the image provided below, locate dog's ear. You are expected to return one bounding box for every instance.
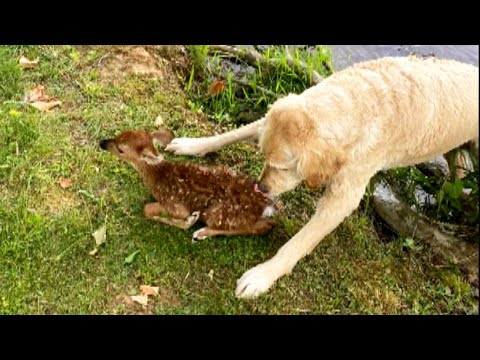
[301,153,324,189]
[298,149,343,190]
[151,128,174,150]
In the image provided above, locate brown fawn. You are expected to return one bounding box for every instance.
[100,128,275,241]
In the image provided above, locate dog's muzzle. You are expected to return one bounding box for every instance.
[254,183,270,198]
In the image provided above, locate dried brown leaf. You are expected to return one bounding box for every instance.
[131,294,149,306]
[58,176,73,189]
[19,55,39,69]
[29,100,62,112]
[25,85,48,102]
[154,115,164,127]
[209,80,225,95]
[140,285,159,296]
[24,85,61,112]
[115,294,134,306]
[92,224,107,246]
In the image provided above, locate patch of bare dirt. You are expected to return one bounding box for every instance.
[99,46,164,79]
[98,46,189,84]
[35,186,80,216]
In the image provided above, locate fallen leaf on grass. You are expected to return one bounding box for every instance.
[116,294,134,306]
[58,176,73,189]
[124,250,140,264]
[19,55,39,69]
[93,224,107,246]
[209,80,225,95]
[30,101,62,112]
[154,115,164,127]
[24,85,48,102]
[208,269,214,280]
[131,294,149,306]
[89,224,106,256]
[24,85,62,112]
[140,285,159,296]
[127,285,159,306]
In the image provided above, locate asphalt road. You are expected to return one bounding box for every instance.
[329,45,478,70]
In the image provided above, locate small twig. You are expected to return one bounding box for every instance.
[284,45,323,85]
[210,45,323,87]
[214,66,280,98]
[209,45,266,68]
[230,78,280,98]
[97,53,110,68]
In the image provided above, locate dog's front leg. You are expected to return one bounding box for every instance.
[165,118,265,156]
[235,167,375,298]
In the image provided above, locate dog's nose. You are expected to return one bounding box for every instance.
[99,139,109,150]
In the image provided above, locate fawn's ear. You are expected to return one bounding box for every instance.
[140,148,164,165]
[151,128,175,150]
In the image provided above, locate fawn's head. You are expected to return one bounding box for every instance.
[100,128,174,165]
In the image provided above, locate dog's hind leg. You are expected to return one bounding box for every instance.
[445,144,477,180]
[144,202,200,230]
[192,219,275,242]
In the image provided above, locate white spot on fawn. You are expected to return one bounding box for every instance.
[262,205,275,218]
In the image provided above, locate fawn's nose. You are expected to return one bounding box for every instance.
[99,139,109,150]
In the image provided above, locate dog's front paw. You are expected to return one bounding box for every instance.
[164,138,212,157]
[235,261,280,298]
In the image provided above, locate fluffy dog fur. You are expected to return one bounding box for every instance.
[167,56,479,298]
[100,129,275,241]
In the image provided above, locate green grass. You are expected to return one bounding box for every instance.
[0,45,477,314]
[185,45,334,126]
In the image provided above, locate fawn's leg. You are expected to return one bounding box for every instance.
[144,202,200,230]
[192,219,275,242]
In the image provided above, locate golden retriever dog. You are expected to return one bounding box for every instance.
[166,56,479,298]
